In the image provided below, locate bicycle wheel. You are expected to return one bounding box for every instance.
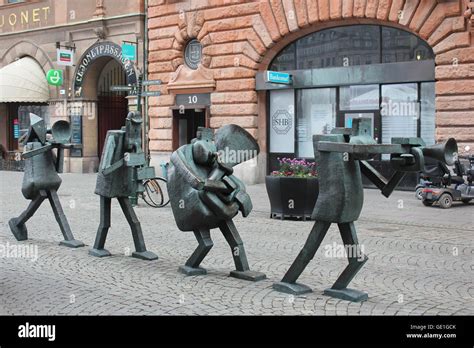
[144,177,170,208]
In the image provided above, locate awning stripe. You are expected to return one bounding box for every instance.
[0,57,50,103]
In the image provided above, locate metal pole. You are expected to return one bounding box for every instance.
[143,0,150,166]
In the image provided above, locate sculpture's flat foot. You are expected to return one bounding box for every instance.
[60,239,85,248]
[324,287,368,302]
[132,251,158,261]
[178,265,207,276]
[273,281,313,295]
[9,219,27,241]
[230,270,266,282]
[89,248,112,258]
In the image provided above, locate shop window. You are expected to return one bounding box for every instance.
[296,88,336,158]
[270,43,296,71]
[18,105,50,139]
[381,83,418,159]
[270,25,433,71]
[269,90,295,154]
[381,27,434,63]
[420,82,436,146]
[340,84,379,111]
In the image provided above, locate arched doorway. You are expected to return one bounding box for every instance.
[97,59,128,158]
[72,41,138,164]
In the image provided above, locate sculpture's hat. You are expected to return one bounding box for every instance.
[215,124,259,167]
[25,113,47,145]
[127,111,142,124]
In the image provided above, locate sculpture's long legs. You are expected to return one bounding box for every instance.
[331,222,368,289]
[47,190,84,248]
[9,190,48,241]
[324,222,368,302]
[219,219,266,281]
[89,196,112,257]
[178,228,213,276]
[273,221,331,294]
[117,196,158,261]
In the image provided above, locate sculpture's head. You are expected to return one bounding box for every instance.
[124,111,143,152]
[191,127,217,166]
[25,113,47,145]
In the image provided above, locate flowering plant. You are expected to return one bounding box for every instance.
[271,158,317,178]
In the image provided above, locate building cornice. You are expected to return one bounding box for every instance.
[0,12,145,38]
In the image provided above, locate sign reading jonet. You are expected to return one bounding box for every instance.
[0,5,52,33]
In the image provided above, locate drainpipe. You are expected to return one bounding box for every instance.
[143,0,150,165]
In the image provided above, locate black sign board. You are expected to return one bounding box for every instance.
[70,115,82,157]
[175,93,211,106]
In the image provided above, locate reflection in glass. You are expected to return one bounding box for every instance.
[270,43,296,71]
[381,83,418,159]
[297,88,336,157]
[382,27,434,63]
[296,25,380,69]
[269,25,434,71]
[18,105,50,139]
[340,84,379,110]
[420,82,436,146]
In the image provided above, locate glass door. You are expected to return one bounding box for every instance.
[344,112,377,141]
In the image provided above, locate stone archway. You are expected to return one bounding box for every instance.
[73,41,138,98]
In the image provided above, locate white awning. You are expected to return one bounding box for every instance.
[0,57,49,103]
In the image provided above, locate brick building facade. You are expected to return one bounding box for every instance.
[147,0,474,184]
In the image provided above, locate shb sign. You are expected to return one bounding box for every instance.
[272,110,292,135]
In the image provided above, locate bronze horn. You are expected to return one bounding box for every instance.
[422,138,458,166]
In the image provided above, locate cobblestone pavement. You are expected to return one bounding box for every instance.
[0,171,473,315]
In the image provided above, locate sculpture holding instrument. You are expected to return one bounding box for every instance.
[273,118,458,302]
[167,125,266,281]
[89,111,158,260]
[9,113,84,248]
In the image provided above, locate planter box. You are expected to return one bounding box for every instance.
[265,176,319,221]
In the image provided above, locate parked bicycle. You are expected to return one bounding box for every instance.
[140,177,170,208]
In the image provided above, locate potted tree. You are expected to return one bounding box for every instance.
[265,158,319,221]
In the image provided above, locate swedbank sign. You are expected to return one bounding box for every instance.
[73,42,137,97]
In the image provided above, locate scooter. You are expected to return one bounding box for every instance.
[420,156,474,208]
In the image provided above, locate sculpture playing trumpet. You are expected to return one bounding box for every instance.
[9,113,84,248]
[274,118,457,302]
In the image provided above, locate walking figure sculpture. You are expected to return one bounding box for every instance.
[167,125,266,281]
[274,118,457,302]
[9,113,84,248]
[89,111,158,260]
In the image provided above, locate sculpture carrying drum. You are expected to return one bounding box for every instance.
[273,118,458,302]
[167,125,266,281]
[89,111,158,261]
[9,114,84,248]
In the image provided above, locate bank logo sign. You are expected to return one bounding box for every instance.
[46,69,63,86]
[266,71,292,85]
[272,110,292,135]
[57,48,74,66]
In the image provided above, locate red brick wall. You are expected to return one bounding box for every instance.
[148,0,474,155]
